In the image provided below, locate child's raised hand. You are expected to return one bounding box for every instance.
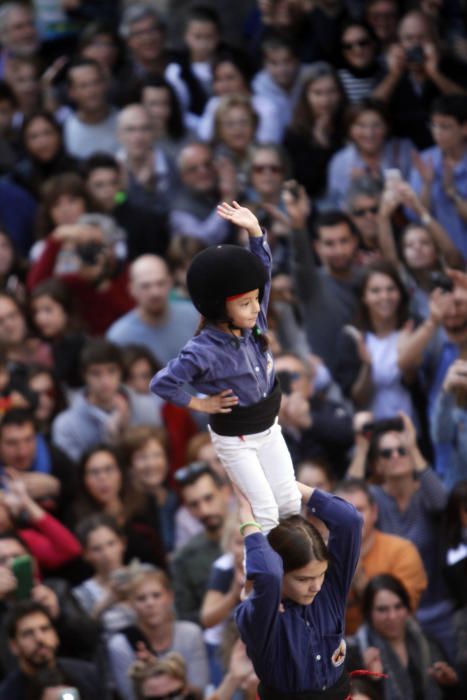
[217,201,263,237]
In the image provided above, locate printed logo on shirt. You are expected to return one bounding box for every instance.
[331,639,346,667]
[266,352,274,376]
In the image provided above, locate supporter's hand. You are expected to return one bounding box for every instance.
[229,638,258,690]
[398,411,418,452]
[217,201,263,237]
[447,268,467,291]
[363,646,384,674]
[378,186,401,218]
[135,640,154,664]
[215,155,238,201]
[344,326,372,365]
[232,484,254,524]
[412,151,435,186]
[0,565,17,598]
[386,43,406,76]
[423,41,439,77]
[32,584,59,619]
[441,159,457,201]
[40,55,68,88]
[4,468,60,500]
[428,661,458,686]
[282,181,311,230]
[190,389,239,414]
[395,181,424,216]
[428,286,451,325]
[105,393,130,440]
[442,359,467,393]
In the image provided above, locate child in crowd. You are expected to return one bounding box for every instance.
[410,94,467,260]
[165,5,221,130]
[151,202,301,534]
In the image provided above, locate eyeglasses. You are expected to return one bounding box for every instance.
[378,446,407,459]
[252,164,283,174]
[352,205,379,217]
[342,38,372,51]
[428,121,456,132]
[183,159,213,174]
[143,691,185,700]
[174,461,210,484]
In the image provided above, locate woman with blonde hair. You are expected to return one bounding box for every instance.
[130,651,197,700]
[108,568,209,700]
[212,94,259,189]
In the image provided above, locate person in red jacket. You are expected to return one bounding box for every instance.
[27,213,134,336]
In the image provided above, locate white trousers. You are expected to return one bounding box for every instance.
[209,420,301,533]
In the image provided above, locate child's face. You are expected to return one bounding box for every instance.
[225,288,260,329]
[84,525,125,574]
[131,438,168,491]
[264,47,298,89]
[430,113,467,153]
[185,20,219,61]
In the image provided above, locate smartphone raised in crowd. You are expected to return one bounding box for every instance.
[11,555,34,600]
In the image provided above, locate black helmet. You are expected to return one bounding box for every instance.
[187,244,268,320]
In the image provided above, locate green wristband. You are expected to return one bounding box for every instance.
[239,521,262,535]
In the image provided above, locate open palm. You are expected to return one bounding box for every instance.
[217,201,260,231]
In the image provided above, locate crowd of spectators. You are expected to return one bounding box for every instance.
[0,0,465,699]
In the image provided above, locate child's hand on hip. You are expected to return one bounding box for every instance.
[190,389,239,413]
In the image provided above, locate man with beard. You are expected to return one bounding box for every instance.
[107,254,199,366]
[288,192,360,372]
[0,601,101,700]
[171,464,230,625]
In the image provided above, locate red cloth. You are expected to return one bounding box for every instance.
[27,237,134,335]
[18,512,82,573]
[162,402,198,478]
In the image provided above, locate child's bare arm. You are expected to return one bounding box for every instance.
[217,201,262,237]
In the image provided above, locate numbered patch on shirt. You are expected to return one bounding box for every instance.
[331,639,346,667]
[266,352,274,376]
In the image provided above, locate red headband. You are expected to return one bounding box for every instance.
[226,292,251,301]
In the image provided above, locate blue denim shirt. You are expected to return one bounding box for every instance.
[150,234,275,407]
[235,490,362,693]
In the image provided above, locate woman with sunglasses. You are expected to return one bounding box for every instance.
[348,413,456,667]
[130,652,198,700]
[338,22,384,104]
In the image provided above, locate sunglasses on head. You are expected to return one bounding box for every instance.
[342,37,372,51]
[378,446,407,459]
[352,205,379,217]
[173,461,210,484]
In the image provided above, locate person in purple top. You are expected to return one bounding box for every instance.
[235,481,362,700]
[151,202,302,534]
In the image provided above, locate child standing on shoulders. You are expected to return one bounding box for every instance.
[151,202,301,533]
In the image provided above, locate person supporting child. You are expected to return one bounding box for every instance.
[150,201,302,533]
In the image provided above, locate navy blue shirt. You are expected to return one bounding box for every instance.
[150,234,275,407]
[235,490,362,693]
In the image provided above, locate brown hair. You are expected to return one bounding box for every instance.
[128,568,172,597]
[36,172,99,238]
[120,425,168,464]
[267,515,329,573]
[355,259,409,333]
[213,93,259,144]
[130,651,187,700]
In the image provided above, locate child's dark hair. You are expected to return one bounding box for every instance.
[185,4,221,30]
[81,339,124,375]
[268,515,329,573]
[362,573,412,622]
[75,512,124,548]
[139,74,186,140]
[431,94,467,125]
[261,32,298,60]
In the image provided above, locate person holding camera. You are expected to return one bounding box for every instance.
[27,213,133,336]
[373,10,466,149]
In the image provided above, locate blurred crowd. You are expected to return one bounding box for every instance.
[0,0,465,699]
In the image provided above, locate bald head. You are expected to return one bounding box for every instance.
[117,104,153,157]
[130,254,172,318]
[178,142,217,194]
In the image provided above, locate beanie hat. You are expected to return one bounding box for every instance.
[187,244,268,320]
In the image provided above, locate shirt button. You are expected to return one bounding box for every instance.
[263,392,267,397]
[316,655,321,661]
[311,507,316,513]
[255,366,260,372]
[322,687,326,691]
[306,621,310,627]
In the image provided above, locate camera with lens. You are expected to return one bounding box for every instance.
[76,242,105,265]
[360,416,404,437]
[429,270,454,293]
[406,45,425,65]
